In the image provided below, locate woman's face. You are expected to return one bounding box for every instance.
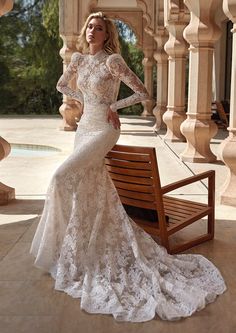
[86,17,107,48]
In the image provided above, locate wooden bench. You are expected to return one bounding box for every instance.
[105,144,215,254]
[212,101,229,129]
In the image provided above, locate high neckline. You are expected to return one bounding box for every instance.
[88,49,105,58]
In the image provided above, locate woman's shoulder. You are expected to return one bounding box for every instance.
[106,53,124,64]
[106,53,126,71]
[71,52,83,63]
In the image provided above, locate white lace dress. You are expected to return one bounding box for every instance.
[30,50,226,322]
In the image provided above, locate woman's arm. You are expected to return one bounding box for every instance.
[106,54,150,112]
[56,52,84,104]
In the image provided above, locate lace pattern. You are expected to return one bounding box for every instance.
[31,50,226,322]
[56,53,84,104]
[56,50,149,112]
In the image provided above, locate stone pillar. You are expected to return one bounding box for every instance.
[0,137,15,205]
[153,28,169,131]
[0,0,15,204]
[58,0,82,131]
[219,0,236,206]
[163,0,189,142]
[180,0,222,162]
[141,31,154,116]
[0,0,13,16]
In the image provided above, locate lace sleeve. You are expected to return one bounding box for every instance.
[106,54,149,112]
[56,52,84,104]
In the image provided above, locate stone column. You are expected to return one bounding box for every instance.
[219,0,236,206]
[180,0,222,162]
[0,0,15,204]
[0,138,15,205]
[163,0,189,142]
[153,28,169,131]
[58,0,82,131]
[141,31,154,116]
[0,0,13,15]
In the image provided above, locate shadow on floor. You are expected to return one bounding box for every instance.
[0,199,44,216]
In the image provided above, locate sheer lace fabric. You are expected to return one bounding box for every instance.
[30,50,226,322]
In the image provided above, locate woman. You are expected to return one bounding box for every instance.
[30,12,226,322]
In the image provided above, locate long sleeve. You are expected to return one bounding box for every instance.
[56,52,84,104]
[106,54,150,112]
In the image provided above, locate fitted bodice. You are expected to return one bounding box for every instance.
[76,51,120,108]
[56,50,149,114]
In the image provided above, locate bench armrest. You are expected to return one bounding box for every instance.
[161,170,215,195]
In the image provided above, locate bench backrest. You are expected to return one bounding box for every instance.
[105,144,164,212]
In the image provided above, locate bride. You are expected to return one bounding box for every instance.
[30,11,226,322]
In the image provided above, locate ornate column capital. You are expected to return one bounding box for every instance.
[163,0,189,142]
[165,0,189,23]
[164,1,189,58]
[179,0,222,162]
[152,1,169,131]
[183,0,222,47]
[58,0,83,131]
[136,0,155,35]
[223,0,236,22]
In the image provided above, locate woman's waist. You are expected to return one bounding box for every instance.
[82,103,110,120]
[77,113,112,132]
[83,100,110,111]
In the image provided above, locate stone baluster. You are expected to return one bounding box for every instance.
[180,0,222,162]
[58,0,82,131]
[153,28,169,131]
[0,0,15,204]
[0,0,13,16]
[218,0,236,206]
[0,137,15,205]
[163,0,189,142]
[141,31,154,116]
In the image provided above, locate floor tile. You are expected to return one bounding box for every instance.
[0,280,65,316]
[0,242,51,281]
[0,315,61,333]
[0,220,31,243]
[19,218,39,242]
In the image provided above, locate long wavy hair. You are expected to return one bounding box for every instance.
[77,12,120,55]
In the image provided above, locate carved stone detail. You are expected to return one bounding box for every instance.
[0,136,14,202]
[163,0,189,141]
[102,10,143,48]
[219,0,236,206]
[179,0,222,162]
[136,0,155,35]
[141,30,154,116]
[153,21,169,131]
[58,0,83,131]
[0,0,15,204]
[0,0,13,16]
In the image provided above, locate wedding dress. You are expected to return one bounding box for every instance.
[30,50,226,322]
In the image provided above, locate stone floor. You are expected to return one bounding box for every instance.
[0,116,236,333]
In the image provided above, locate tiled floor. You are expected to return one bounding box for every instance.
[0,116,236,333]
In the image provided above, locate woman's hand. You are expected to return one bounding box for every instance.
[107,108,121,130]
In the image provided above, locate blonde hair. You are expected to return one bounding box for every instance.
[77,12,120,55]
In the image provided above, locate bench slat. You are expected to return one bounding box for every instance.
[107,165,153,177]
[106,144,215,254]
[109,172,154,185]
[105,158,152,170]
[113,180,154,193]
